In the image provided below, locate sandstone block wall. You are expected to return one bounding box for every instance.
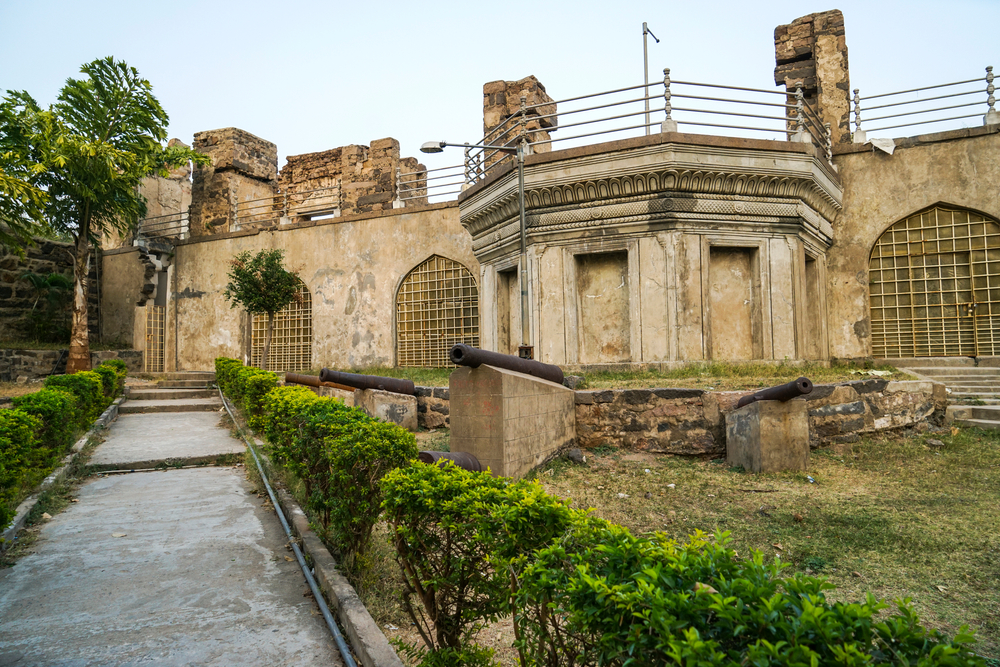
[0,349,142,382]
[0,238,99,342]
[414,386,450,429]
[483,75,557,154]
[190,128,279,236]
[279,137,427,217]
[774,10,851,144]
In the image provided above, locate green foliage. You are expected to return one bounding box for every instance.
[223,250,300,370]
[11,388,79,454]
[0,408,41,530]
[98,359,128,395]
[395,642,498,667]
[92,364,117,398]
[1,57,208,364]
[223,249,300,318]
[44,371,105,426]
[513,526,986,667]
[381,463,515,650]
[214,357,243,396]
[326,420,417,570]
[99,358,128,375]
[260,385,321,464]
[237,366,279,430]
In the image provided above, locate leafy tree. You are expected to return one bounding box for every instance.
[0,57,208,372]
[223,249,300,371]
[0,92,50,251]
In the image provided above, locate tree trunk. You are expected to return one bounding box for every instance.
[66,228,91,373]
[262,312,275,370]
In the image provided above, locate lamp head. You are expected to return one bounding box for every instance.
[420,141,446,154]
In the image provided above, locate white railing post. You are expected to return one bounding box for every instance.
[392,166,405,209]
[793,82,810,143]
[986,66,999,125]
[852,88,866,143]
[661,68,677,133]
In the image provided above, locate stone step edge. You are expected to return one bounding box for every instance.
[953,418,1000,430]
[86,452,243,474]
[1,396,125,552]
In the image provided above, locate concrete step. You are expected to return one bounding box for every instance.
[162,371,216,381]
[953,418,1000,430]
[950,392,1000,399]
[129,388,215,401]
[157,379,213,389]
[969,405,1000,420]
[120,398,222,414]
[904,367,1000,376]
[880,356,977,367]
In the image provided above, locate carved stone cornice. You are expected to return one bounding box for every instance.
[459,141,843,241]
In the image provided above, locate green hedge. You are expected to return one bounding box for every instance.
[2,363,128,532]
[216,358,415,571]
[380,464,987,667]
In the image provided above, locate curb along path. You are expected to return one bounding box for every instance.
[0,372,345,666]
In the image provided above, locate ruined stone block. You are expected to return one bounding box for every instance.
[354,388,418,432]
[726,399,809,473]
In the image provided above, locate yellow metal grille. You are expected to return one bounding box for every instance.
[870,206,1000,357]
[144,305,165,373]
[251,284,313,371]
[396,256,479,367]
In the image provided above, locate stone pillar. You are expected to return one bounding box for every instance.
[189,128,278,236]
[725,400,810,473]
[482,75,558,156]
[773,10,851,145]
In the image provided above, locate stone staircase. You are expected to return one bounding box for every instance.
[121,371,220,414]
[886,357,1000,430]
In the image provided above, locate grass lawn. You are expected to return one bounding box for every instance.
[524,426,1000,660]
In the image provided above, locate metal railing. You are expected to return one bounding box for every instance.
[852,67,997,141]
[234,184,342,226]
[396,164,454,204]
[403,70,834,203]
[138,211,189,240]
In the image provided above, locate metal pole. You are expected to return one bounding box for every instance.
[517,139,531,358]
[643,22,659,136]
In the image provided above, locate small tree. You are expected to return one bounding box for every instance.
[223,249,300,371]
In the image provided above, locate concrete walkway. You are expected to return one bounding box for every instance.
[0,383,345,666]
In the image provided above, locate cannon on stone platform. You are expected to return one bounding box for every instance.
[317,369,416,396]
[449,343,564,386]
[736,376,813,408]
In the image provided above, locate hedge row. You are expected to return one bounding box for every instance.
[215,357,416,570]
[1,360,128,532]
[381,463,987,667]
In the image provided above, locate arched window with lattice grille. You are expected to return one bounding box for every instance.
[250,282,313,370]
[396,256,479,367]
[870,205,1000,358]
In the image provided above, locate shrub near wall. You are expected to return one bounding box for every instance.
[216,358,416,572]
[382,464,987,667]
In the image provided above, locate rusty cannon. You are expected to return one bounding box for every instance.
[417,450,484,473]
[449,343,564,386]
[735,376,814,409]
[317,368,416,396]
[284,372,357,393]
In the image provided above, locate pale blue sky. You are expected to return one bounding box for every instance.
[2,0,996,173]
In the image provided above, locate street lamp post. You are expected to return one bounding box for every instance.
[420,140,533,359]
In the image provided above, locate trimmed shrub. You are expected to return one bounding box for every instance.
[238,366,279,430]
[44,371,105,426]
[214,357,243,396]
[12,388,79,455]
[381,463,513,650]
[92,364,118,398]
[513,526,985,667]
[260,385,321,464]
[0,408,42,530]
[326,419,417,569]
[99,358,128,375]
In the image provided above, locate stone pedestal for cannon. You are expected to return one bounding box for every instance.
[725,400,809,473]
[355,388,418,432]
[449,364,575,479]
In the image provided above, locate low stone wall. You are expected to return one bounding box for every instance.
[409,379,946,457]
[414,386,450,429]
[0,348,143,382]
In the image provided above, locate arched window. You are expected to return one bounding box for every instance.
[870,205,1000,357]
[396,256,479,367]
[250,282,313,370]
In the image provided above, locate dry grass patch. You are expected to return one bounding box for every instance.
[0,381,41,399]
[530,427,1000,659]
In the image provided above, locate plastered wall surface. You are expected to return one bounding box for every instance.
[166,203,477,371]
[828,126,1000,360]
[101,247,149,344]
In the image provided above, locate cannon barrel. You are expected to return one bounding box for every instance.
[736,377,813,409]
[284,372,357,393]
[417,451,484,473]
[318,369,416,395]
[449,344,564,386]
